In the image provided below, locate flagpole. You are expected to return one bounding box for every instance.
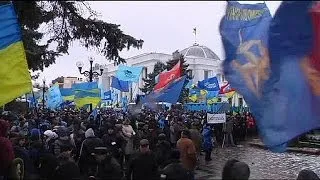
[31,89,38,114]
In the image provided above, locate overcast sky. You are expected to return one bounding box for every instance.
[36,1,282,84]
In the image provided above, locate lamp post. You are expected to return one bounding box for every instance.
[76,57,104,112]
[42,78,46,109]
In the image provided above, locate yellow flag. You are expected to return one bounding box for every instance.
[0,4,32,106]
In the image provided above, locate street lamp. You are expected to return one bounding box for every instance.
[76,57,104,82]
[42,77,46,109]
[76,57,104,111]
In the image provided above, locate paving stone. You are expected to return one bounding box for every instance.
[195,145,320,180]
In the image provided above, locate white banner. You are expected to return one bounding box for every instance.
[207,113,226,124]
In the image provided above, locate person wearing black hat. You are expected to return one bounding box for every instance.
[92,147,123,180]
[155,133,172,169]
[160,149,191,180]
[102,125,124,165]
[126,139,158,180]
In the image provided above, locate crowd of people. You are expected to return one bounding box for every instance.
[0,106,318,180]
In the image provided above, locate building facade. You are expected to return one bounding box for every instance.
[52,76,84,88]
[98,43,247,106]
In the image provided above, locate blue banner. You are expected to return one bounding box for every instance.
[198,77,220,91]
[206,90,219,99]
[47,84,63,110]
[116,65,143,82]
[72,82,98,90]
[111,76,129,92]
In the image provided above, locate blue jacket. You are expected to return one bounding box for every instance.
[202,127,213,151]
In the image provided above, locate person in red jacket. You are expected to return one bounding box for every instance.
[0,119,15,178]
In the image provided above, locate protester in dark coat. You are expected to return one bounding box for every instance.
[127,139,158,180]
[93,147,123,180]
[79,128,103,176]
[54,127,73,156]
[102,126,124,164]
[155,133,172,169]
[160,149,191,180]
[12,135,36,179]
[0,119,15,177]
[39,153,58,180]
[53,151,81,180]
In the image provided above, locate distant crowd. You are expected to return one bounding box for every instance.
[0,106,318,180]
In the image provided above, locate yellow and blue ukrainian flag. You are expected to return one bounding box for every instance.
[74,88,101,109]
[59,88,75,101]
[0,3,32,107]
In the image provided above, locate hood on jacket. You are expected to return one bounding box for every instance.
[44,130,58,140]
[0,119,10,137]
[85,128,95,138]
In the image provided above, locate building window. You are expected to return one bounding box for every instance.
[228,97,232,105]
[239,98,243,107]
[222,74,226,82]
[204,70,209,79]
[216,73,221,82]
[188,70,193,78]
[144,67,148,78]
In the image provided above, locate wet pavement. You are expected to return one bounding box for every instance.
[195,145,320,180]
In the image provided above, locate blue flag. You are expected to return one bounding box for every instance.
[143,76,186,104]
[206,91,219,99]
[220,2,272,146]
[47,84,63,110]
[261,1,320,151]
[220,1,320,152]
[72,82,98,90]
[111,76,129,92]
[116,65,143,82]
[103,90,112,100]
[198,77,220,91]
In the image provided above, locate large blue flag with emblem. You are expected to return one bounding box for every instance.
[116,65,143,82]
[220,1,320,152]
[220,2,272,148]
[47,84,63,110]
[198,77,220,91]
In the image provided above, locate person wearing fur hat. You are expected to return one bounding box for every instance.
[43,130,58,154]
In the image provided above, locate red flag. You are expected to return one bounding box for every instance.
[219,82,236,94]
[154,60,181,91]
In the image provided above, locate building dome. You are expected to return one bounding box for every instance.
[180,43,220,60]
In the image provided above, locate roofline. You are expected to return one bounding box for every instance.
[126,52,172,60]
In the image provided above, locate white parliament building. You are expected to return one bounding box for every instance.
[97,43,247,107]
